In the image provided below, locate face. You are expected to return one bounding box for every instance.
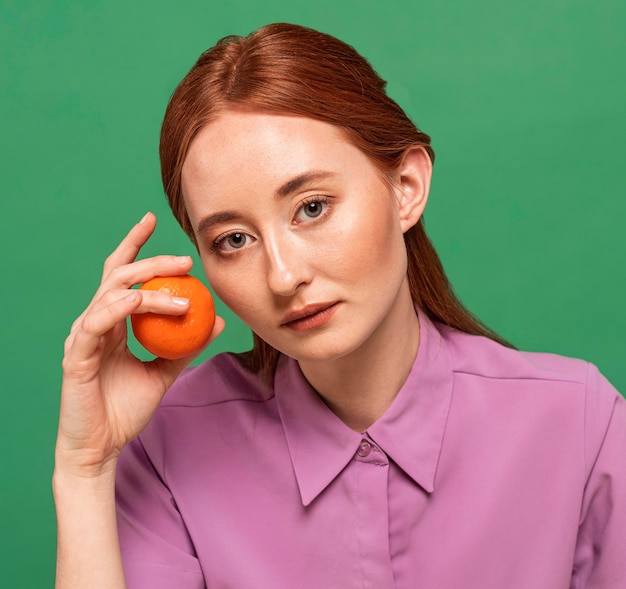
[181,110,422,366]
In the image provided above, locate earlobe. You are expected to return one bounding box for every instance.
[395,146,432,233]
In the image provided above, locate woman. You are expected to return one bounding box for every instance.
[54,23,625,588]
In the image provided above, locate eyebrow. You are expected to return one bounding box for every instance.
[197,211,240,236]
[275,170,337,199]
[196,170,338,235]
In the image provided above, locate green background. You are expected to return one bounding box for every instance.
[1,0,624,584]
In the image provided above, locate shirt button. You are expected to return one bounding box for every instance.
[357,440,372,457]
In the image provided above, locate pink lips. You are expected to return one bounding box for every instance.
[281,302,340,332]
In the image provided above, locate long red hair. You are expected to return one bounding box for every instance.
[160,23,512,376]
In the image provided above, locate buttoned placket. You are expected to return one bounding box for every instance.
[351,435,395,588]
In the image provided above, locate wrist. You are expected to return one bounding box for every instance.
[53,457,127,588]
[54,433,122,476]
[53,452,119,494]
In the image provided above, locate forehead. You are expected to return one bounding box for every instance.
[181,111,370,193]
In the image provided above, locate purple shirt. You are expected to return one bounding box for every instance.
[116,310,626,588]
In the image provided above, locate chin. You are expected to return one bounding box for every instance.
[272,332,368,366]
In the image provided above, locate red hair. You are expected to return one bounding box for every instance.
[160,23,512,376]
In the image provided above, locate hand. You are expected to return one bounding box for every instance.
[55,212,224,478]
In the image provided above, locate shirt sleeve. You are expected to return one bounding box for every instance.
[571,365,626,588]
[115,436,205,589]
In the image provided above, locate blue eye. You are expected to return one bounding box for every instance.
[295,198,329,222]
[303,202,324,217]
[226,233,247,248]
[214,232,251,252]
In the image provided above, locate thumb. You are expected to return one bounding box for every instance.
[151,315,226,390]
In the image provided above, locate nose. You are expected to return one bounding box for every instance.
[265,235,312,297]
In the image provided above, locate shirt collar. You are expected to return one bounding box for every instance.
[274,307,453,506]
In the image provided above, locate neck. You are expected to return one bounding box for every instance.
[298,287,420,432]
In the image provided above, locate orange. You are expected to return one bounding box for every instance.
[130,274,216,360]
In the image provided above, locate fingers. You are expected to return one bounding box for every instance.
[77,253,193,342]
[102,212,156,280]
[99,254,193,292]
[207,315,226,345]
[63,291,143,379]
[95,213,193,298]
[66,287,192,351]
[118,288,191,315]
[100,212,194,286]
[151,316,227,389]
[77,214,193,333]
[64,213,202,379]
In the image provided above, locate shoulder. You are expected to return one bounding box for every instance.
[438,323,622,456]
[160,351,272,408]
[439,322,601,389]
[133,352,274,472]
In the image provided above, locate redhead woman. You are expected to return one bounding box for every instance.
[54,23,625,588]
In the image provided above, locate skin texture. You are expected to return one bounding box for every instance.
[54,214,225,588]
[182,110,432,430]
[54,111,431,588]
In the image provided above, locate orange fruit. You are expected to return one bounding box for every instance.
[130,274,216,360]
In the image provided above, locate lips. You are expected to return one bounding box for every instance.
[280,302,340,331]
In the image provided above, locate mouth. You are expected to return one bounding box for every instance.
[280,302,340,332]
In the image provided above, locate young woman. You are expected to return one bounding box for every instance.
[54,23,625,588]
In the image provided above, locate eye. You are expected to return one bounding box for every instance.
[213,231,252,253]
[295,197,329,223]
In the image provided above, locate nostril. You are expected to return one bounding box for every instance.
[265,246,311,297]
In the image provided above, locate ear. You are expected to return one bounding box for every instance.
[393,146,432,233]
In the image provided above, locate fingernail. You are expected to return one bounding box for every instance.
[172,296,190,306]
[125,292,139,302]
[139,212,151,224]
[174,256,191,264]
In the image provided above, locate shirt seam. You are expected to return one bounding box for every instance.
[582,362,618,486]
[160,396,275,410]
[453,370,584,385]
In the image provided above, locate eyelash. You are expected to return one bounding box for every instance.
[294,195,331,224]
[210,231,249,253]
[210,195,332,254]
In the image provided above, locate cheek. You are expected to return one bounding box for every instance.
[337,192,402,273]
[201,260,263,319]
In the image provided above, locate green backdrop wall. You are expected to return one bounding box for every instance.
[1,0,624,585]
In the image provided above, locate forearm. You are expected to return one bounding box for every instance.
[53,462,126,589]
